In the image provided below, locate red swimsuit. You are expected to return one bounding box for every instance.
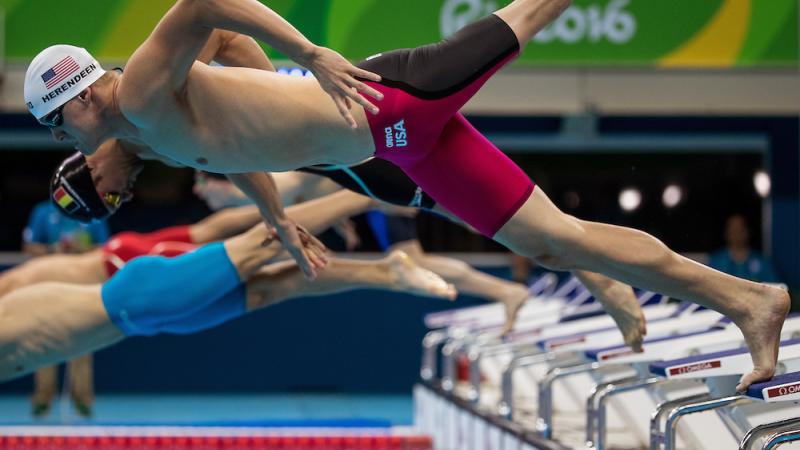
[102,226,196,277]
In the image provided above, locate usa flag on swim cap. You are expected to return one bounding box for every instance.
[41,56,80,89]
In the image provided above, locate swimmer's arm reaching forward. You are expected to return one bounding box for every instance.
[122,0,381,128]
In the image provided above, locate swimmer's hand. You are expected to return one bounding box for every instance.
[303,45,383,129]
[274,218,329,279]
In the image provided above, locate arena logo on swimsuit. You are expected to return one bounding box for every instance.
[384,119,408,148]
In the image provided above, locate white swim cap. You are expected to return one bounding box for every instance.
[24,45,106,119]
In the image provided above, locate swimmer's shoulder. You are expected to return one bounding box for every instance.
[114,74,163,128]
[115,60,202,128]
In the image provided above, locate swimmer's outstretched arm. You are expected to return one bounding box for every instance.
[123,0,380,127]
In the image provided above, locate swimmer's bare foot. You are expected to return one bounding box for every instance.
[734,285,790,392]
[594,282,647,352]
[387,250,457,300]
[500,290,529,335]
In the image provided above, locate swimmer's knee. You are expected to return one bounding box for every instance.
[516,217,586,271]
[529,251,578,272]
[530,254,563,271]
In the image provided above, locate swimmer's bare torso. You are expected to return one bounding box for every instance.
[118,63,375,172]
[107,0,380,174]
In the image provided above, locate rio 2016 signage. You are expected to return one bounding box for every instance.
[437,0,796,66]
[4,0,797,67]
[441,0,637,45]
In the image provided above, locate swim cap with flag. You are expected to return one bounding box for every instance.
[24,45,106,119]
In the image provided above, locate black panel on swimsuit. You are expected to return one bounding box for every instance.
[356,14,519,100]
[298,158,436,209]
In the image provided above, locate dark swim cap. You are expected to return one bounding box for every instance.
[50,152,112,223]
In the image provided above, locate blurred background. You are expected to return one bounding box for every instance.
[0,0,797,424]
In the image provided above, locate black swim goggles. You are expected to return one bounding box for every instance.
[39,103,65,128]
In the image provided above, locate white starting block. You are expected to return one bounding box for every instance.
[417,302,709,449]
[648,338,800,450]
[577,316,800,449]
[420,275,597,383]
[414,273,800,450]
[467,297,680,400]
[494,308,722,422]
[423,274,583,330]
[739,371,800,449]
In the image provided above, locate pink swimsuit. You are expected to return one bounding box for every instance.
[358,14,534,237]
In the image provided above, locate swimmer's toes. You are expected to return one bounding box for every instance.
[444,284,458,301]
[737,367,776,392]
[501,299,525,335]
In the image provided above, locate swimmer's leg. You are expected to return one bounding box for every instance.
[66,354,94,416]
[571,270,646,352]
[31,365,58,416]
[0,235,268,380]
[101,226,281,336]
[413,113,646,346]
[246,251,456,311]
[284,189,375,236]
[106,228,455,336]
[494,0,573,49]
[189,190,374,244]
[148,250,457,334]
[0,282,123,382]
[222,192,373,263]
[492,187,790,390]
[222,224,284,280]
[388,240,528,334]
